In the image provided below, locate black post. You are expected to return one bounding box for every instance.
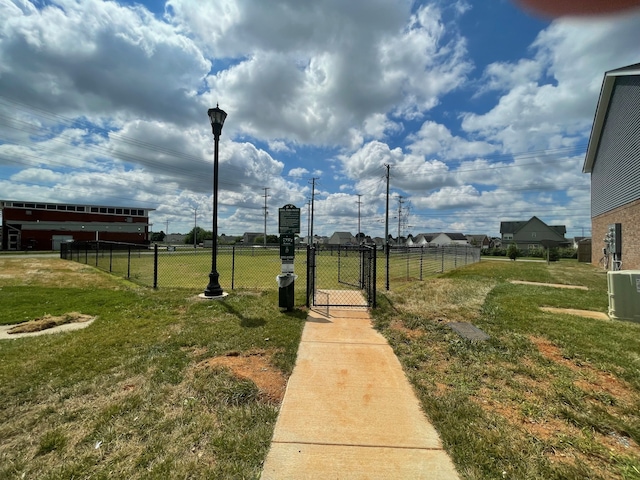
[153,243,158,289]
[127,246,131,278]
[204,106,227,297]
[231,246,236,290]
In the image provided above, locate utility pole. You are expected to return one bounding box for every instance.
[263,188,270,247]
[397,195,404,246]
[307,199,312,245]
[356,194,362,245]
[165,220,169,236]
[310,177,318,246]
[193,207,198,248]
[384,164,390,291]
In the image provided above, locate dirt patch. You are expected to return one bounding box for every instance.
[8,312,94,334]
[530,336,637,402]
[389,317,423,339]
[0,257,128,289]
[196,350,287,403]
[510,280,588,290]
[1,312,96,339]
[540,307,609,321]
[387,278,496,324]
[464,336,640,477]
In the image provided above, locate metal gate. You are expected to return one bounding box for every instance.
[306,245,376,309]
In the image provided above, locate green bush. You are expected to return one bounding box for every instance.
[507,243,519,261]
[527,248,545,258]
[482,248,506,256]
[559,247,578,259]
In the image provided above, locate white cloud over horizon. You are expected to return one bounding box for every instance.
[1,0,640,239]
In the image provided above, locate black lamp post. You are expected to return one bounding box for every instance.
[203,104,227,297]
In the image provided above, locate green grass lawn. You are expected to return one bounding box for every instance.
[0,257,306,479]
[4,256,625,479]
[372,260,640,480]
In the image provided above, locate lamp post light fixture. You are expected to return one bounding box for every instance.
[203,104,227,297]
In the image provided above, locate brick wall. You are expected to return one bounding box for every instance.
[592,198,640,270]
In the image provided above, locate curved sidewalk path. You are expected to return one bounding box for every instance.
[260,307,459,479]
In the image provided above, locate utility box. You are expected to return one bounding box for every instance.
[608,270,640,322]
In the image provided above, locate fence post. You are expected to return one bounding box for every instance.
[153,243,158,289]
[420,246,424,281]
[127,246,131,278]
[95,241,99,267]
[231,246,236,290]
[109,244,113,272]
[441,247,444,272]
[385,245,390,291]
[406,248,410,280]
[454,244,457,268]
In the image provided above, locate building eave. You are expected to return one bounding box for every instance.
[583,63,640,174]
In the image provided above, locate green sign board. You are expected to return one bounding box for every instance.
[280,234,295,258]
[279,204,301,234]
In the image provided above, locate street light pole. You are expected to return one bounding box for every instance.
[203,104,227,297]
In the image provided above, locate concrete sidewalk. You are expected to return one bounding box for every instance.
[260,307,459,479]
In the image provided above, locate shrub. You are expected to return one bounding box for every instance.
[507,243,519,261]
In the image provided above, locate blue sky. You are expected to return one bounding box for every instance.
[1,0,639,240]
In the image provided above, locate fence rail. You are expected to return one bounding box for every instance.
[61,241,480,295]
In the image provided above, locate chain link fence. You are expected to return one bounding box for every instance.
[61,241,480,295]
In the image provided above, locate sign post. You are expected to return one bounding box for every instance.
[277,205,300,310]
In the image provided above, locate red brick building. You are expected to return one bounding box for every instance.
[1,200,153,251]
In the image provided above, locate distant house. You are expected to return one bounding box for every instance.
[583,63,640,270]
[466,234,491,250]
[372,237,386,249]
[430,232,468,246]
[410,233,436,246]
[500,217,569,252]
[165,233,187,244]
[300,235,327,245]
[327,231,355,245]
[241,232,262,244]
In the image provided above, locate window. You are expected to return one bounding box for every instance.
[504,234,513,240]
[116,208,123,214]
[36,204,45,209]
[107,208,115,214]
[124,209,130,214]
[47,205,56,210]
[76,206,85,212]
[99,208,107,213]
[57,205,66,210]
[531,232,537,238]
[91,207,99,213]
